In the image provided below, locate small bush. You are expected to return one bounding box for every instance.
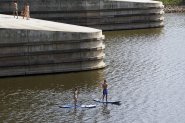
[157,0,183,5]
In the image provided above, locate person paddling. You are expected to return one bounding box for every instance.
[102,80,108,102]
[74,87,79,107]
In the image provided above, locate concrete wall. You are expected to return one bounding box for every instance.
[0,0,164,30]
[0,14,105,77]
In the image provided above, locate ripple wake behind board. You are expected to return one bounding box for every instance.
[93,99,121,105]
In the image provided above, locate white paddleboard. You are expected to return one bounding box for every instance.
[59,104,96,108]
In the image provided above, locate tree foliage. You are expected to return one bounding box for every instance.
[157,0,183,5]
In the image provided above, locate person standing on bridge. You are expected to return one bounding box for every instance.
[25,2,30,20]
[13,0,18,19]
[102,79,108,102]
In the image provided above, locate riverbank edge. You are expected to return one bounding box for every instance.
[164,5,185,13]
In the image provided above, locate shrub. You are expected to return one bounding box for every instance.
[157,0,183,5]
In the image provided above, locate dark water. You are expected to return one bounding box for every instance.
[1,13,185,123]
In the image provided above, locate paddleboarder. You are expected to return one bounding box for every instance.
[74,87,79,107]
[102,80,108,102]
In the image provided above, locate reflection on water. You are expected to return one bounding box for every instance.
[1,13,185,123]
[0,70,105,123]
[0,70,104,90]
[105,28,163,38]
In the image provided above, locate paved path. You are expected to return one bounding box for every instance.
[0,14,101,33]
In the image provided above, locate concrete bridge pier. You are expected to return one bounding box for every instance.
[0,0,164,31]
[0,14,105,77]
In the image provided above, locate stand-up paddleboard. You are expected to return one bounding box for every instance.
[81,104,96,108]
[59,104,96,108]
[93,99,121,105]
[59,105,76,108]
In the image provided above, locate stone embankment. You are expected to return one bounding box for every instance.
[0,0,164,30]
[0,14,105,77]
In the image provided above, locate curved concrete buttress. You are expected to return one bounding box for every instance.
[0,0,164,31]
[0,14,105,77]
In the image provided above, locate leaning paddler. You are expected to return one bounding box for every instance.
[102,80,108,102]
[74,87,79,107]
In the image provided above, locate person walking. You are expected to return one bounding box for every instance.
[13,0,18,19]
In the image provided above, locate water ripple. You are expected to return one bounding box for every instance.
[1,13,185,123]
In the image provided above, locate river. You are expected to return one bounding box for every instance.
[1,13,185,123]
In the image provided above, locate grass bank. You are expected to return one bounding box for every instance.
[157,0,183,5]
[156,0,185,13]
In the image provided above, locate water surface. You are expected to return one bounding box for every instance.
[1,13,185,123]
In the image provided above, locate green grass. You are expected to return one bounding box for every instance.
[157,0,183,5]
